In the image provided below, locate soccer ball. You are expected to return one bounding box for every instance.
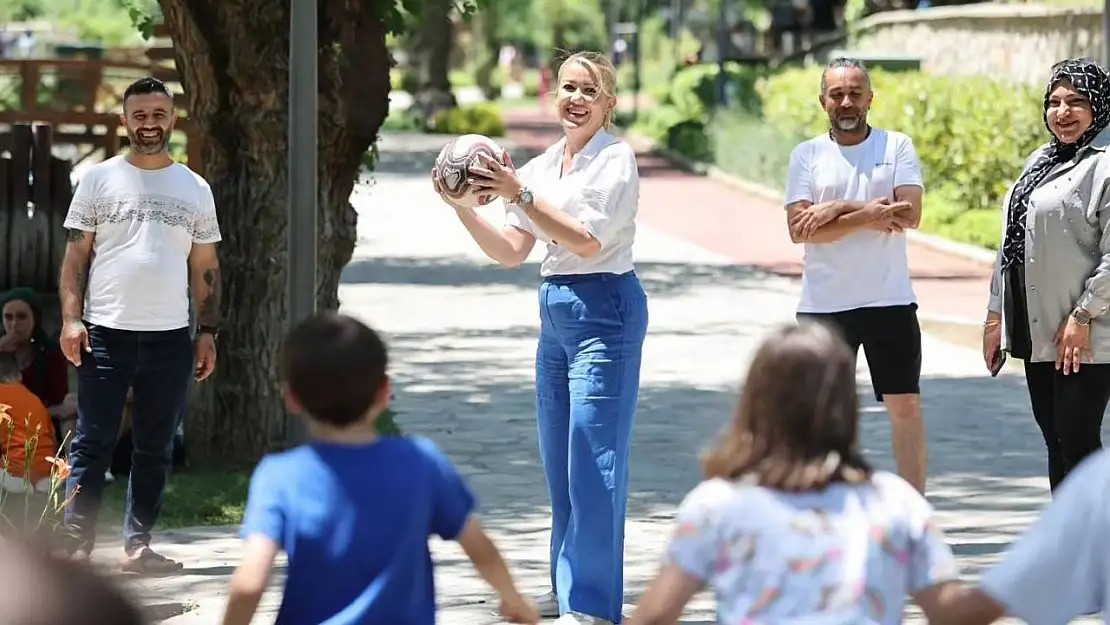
[434,134,506,208]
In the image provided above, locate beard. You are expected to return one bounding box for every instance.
[127,127,169,155]
[830,112,865,132]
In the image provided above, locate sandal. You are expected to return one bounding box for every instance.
[119,546,183,574]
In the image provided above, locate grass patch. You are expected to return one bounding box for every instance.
[101,469,250,530]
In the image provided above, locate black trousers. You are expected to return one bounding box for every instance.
[1009,266,1110,491]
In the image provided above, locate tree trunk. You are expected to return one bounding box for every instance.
[409,0,456,119]
[158,0,391,467]
[475,11,500,101]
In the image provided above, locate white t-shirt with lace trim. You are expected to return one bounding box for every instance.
[63,156,222,332]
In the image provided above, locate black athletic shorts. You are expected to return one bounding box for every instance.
[796,303,922,402]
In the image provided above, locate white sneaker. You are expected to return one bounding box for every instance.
[553,612,615,625]
[535,591,559,618]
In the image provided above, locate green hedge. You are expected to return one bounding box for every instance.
[758,67,1043,220]
[631,62,1050,250]
[383,102,507,137]
[428,103,507,137]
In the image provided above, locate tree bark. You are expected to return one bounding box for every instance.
[158,0,390,467]
[409,0,456,118]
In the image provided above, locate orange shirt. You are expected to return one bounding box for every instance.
[0,383,56,482]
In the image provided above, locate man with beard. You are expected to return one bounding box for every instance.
[57,77,222,572]
[783,57,929,494]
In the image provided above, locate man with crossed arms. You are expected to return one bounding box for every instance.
[784,57,927,493]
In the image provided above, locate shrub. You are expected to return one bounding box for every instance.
[521,69,541,98]
[629,62,768,162]
[631,63,1045,248]
[667,62,766,118]
[709,109,805,187]
[919,184,1003,250]
[427,103,507,137]
[381,110,424,132]
[756,67,1045,214]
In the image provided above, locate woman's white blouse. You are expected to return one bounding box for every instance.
[504,129,640,277]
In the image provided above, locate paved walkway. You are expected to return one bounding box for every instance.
[103,129,1071,624]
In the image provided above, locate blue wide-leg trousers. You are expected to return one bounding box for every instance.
[535,270,648,623]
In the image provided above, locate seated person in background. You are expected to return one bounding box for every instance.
[0,352,56,494]
[0,288,74,445]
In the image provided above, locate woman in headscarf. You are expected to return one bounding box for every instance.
[0,288,74,438]
[984,57,1110,493]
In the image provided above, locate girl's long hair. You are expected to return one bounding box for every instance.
[702,322,872,491]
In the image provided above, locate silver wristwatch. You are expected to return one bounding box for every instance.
[514,187,534,207]
[1073,307,1093,326]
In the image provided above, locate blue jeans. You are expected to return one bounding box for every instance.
[64,324,194,554]
[537,271,648,622]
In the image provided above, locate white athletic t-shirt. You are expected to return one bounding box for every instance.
[784,129,924,314]
[63,156,222,332]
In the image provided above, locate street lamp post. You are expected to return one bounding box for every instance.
[286,0,318,445]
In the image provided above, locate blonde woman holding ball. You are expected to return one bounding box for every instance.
[433,51,646,625]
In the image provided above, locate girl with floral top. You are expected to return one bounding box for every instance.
[629,322,961,625]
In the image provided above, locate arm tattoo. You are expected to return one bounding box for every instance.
[74,267,86,303]
[59,262,88,324]
[66,229,86,243]
[197,266,222,327]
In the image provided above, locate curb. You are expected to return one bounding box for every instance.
[618,129,994,352]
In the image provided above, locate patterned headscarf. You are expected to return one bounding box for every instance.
[1000,58,1110,271]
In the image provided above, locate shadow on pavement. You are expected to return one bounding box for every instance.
[137,244,1057,623]
[353,252,1057,575]
[373,147,449,176]
[342,256,796,301]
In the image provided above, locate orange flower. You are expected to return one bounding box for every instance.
[45,456,72,481]
[59,484,80,509]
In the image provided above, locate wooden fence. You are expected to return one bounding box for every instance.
[0,56,203,171]
[0,124,72,294]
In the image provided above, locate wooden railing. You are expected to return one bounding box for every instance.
[0,55,202,171]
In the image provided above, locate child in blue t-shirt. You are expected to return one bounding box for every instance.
[220,312,539,625]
